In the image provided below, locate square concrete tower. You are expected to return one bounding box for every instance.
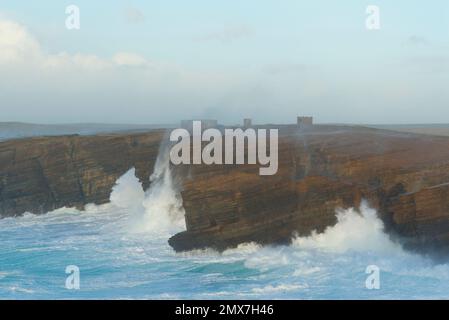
[243,118,252,128]
[297,116,313,128]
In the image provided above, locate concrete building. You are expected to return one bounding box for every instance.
[297,116,313,128]
[243,118,252,128]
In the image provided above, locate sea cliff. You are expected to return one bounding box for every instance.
[0,131,164,216]
[169,125,449,252]
[2,125,449,253]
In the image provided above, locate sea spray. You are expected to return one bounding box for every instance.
[140,140,186,233]
[242,202,408,275]
[2,199,449,298]
[291,202,403,254]
[110,168,145,214]
[110,139,186,235]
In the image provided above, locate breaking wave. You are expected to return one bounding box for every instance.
[292,203,403,255]
[2,144,449,299]
[111,142,185,235]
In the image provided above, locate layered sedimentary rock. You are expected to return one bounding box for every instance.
[3,125,449,254]
[0,131,164,216]
[169,125,449,252]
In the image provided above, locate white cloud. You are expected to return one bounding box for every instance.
[112,52,148,67]
[0,19,112,70]
[0,18,250,123]
[0,19,152,71]
[43,52,111,70]
[2,17,446,125]
[0,19,41,64]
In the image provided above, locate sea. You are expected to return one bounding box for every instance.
[1,126,449,299]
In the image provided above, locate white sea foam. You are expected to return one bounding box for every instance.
[251,284,308,294]
[177,202,417,280]
[4,147,449,298]
[110,168,145,211]
[140,147,185,233]
[293,267,321,277]
[110,142,185,235]
[8,286,35,294]
[222,242,263,256]
[292,202,404,255]
[0,272,11,279]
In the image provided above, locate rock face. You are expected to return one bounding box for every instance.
[169,125,449,253]
[3,125,449,254]
[0,131,164,217]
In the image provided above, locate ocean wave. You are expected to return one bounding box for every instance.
[251,284,308,294]
[3,151,449,299]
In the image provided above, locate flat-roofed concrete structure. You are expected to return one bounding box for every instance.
[243,118,252,128]
[297,116,313,128]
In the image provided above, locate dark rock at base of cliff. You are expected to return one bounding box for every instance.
[169,125,449,253]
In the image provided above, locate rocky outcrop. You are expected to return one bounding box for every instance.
[0,131,164,216]
[3,125,449,254]
[169,125,449,253]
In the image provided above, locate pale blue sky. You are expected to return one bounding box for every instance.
[0,1,448,124]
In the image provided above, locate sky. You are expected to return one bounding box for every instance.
[0,1,448,124]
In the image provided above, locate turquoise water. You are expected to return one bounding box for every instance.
[1,169,449,299]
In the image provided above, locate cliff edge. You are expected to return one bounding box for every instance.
[0,131,164,216]
[169,125,449,253]
[2,125,449,254]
